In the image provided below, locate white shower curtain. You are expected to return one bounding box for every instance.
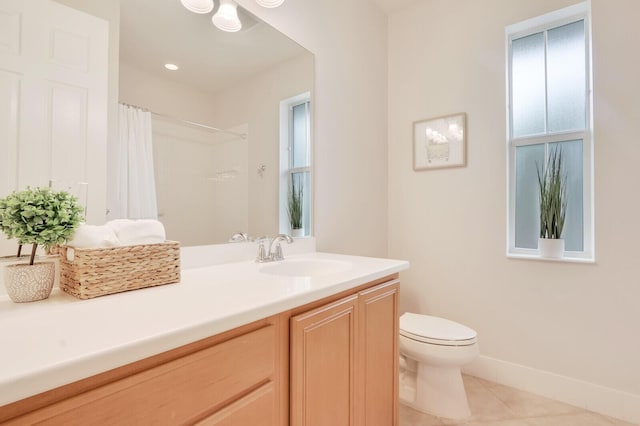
[116,104,158,219]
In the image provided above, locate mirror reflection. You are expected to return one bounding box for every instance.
[117,0,314,245]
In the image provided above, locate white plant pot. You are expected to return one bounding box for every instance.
[538,238,564,259]
[291,228,304,238]
[4,262,55,303]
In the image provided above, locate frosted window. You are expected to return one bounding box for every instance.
[512,32,546,138]
[548,21,586,132]
[281,93,312,238]
[292,102,309,168]
[550,140,583,251]
[515,144,545,249]
[507,4,592,259]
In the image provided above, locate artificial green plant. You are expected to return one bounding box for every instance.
[0,187,83,265]
[287,176,303,231]
[537,147,567,240]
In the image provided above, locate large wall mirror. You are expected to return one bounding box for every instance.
[118,0,314,246]
[0,0,314,254]
[0,0,313,250]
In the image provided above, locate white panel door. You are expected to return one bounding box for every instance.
[0,0,108,256]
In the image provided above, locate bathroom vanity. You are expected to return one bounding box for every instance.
[0,251,408,425]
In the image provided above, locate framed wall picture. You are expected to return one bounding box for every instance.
[413,112,467,170]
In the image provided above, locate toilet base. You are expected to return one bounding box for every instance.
[400,362,471,419]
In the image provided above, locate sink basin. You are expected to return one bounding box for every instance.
[260,258,351,277]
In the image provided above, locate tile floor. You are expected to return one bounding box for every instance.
[400,375,638,426]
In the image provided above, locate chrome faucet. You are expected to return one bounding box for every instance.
[255,234,294,262]
[269,234,294,261]
[228,232,252,243]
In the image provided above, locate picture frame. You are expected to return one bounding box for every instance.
[413,112,467,171]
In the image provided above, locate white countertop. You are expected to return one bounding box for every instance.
[0,251,408,406]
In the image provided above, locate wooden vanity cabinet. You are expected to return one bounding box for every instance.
[290,279,400,426]
[0,317,287,426]
[0,276,399,426]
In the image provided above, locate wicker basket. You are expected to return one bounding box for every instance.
[58,241,181,299]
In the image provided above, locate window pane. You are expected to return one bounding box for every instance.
[512,32,546,138]
[292,102,309,168]
[550,140,583,251]
[292,171,311,236]
[515,144,545,248]
[547,20,586,133]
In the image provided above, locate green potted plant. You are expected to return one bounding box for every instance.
[0,187,83,302]
[287,177,304,238]
[537,147,567,258]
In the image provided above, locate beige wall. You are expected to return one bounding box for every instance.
[236,0,389,257]
[388,0,640,420]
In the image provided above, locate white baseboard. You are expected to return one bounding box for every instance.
[463,355,640,425]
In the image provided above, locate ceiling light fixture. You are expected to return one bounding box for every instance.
[180,0,214,14]
[255,0,285,8]
[164,63,179,71]
[212,0,242,32]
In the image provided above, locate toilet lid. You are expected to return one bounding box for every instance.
[400,313,477,346]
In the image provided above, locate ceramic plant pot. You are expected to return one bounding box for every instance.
[291,228,304,238]
[4,262,55,303]
[538,238,564,259]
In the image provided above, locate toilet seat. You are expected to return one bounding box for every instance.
[400,313,477,346]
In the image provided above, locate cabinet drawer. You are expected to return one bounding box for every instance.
[9,324,276,425]
[195,381,276,426]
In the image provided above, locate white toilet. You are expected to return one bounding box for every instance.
[399,312,479,419]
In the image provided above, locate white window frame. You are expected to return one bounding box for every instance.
[279,92,312,236]
[506,2,594,262]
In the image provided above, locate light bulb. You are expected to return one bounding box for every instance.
[180,0,214,14]
[212,0,242,32]
[256,0,284,7]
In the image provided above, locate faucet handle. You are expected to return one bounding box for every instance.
[255,236,269,263]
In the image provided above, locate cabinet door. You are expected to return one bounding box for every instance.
[359,280,400,426]
[290,294,358,426]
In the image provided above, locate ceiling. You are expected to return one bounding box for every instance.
[119,0,308,95]
[370,0,421,15]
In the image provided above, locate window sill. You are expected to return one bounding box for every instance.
[507,253,595,264]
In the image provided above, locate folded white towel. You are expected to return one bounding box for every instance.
[67,224,120,249]
[106,219,166,245]
[105,219,135,235]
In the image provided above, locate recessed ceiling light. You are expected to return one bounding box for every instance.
[164,63,179,71]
